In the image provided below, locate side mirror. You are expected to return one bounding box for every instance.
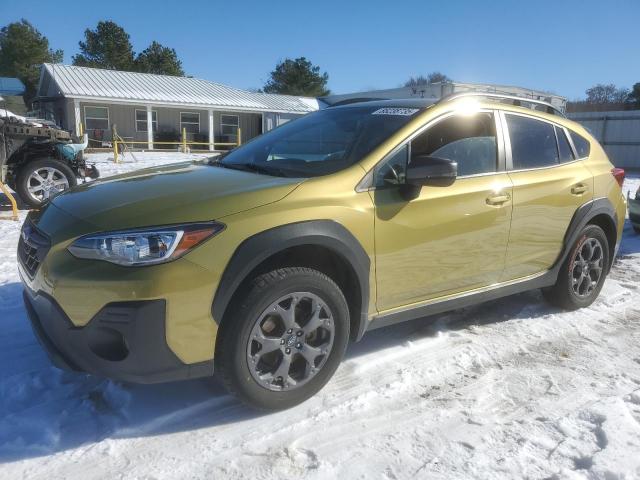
[406,154,457,187]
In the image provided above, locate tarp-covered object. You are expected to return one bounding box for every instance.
[0,77,26,96]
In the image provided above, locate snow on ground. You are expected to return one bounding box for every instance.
[0,154,639,479]
[87,150,214,177]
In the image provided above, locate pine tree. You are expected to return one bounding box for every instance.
[135,41,184,76]
[263,57,330,96]
[72,21,135,70]
[0,19,63,106]
[626,83,640,107]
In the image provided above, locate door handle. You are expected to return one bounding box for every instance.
[486,193,511,205]
[571,183,588,195]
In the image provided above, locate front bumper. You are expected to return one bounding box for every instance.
[19,204,220,366]
[23,286,213,383]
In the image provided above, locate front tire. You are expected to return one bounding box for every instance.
[215,267,350,410]
[543,224,609,310]
[16,158,77,208]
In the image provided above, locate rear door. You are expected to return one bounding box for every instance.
[501,112,593,281]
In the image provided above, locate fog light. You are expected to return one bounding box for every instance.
[87,327,129,361]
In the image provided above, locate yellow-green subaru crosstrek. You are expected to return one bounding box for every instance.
[19,94,627,410]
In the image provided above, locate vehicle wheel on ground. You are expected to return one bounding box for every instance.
[215,267,350,410]
[634,226,640,235]
[16,158,77,208]
[543,224,609,310]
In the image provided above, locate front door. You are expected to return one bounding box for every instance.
[373,111,513,312]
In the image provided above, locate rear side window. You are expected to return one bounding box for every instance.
[411,112,497,177]
[569,131,591,158]
[555,126,575,163]
[506,114,558,169]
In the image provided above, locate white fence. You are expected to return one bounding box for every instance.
[568,110,640,169]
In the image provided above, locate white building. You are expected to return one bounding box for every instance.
[34,64,320,150]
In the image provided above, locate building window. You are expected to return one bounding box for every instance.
[135,109,157,132]
[84,106,109,132]
[180,112,200,134]
[221,114,239,140]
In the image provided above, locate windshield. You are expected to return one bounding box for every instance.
[218,106,421,177]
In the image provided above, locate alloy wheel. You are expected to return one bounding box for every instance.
[246,292,335,391]
[26,167,70,202]
[571,237,604,298]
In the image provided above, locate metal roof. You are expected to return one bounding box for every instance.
[41,64,319,114]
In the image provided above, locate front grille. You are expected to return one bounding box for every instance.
[18,221,51,278]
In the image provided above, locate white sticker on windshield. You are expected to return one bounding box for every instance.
[372,107,419,116]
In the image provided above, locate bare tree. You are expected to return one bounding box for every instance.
[404,71,451,87]
[585,83,630,104]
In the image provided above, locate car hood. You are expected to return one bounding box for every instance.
[50,161,302,231]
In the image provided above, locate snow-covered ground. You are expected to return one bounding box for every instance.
[1,153,639,480]
[86,150,214,177]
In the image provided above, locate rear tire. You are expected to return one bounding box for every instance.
[16,158,77,208]
[542,224,609,310]
[215,267,350,410]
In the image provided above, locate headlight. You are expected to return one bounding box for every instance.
[67,222,224,266]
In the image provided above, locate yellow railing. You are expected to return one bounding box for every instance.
[0,180,19,221]
[101,126,242,163]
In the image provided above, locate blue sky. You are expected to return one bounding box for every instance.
[3,0,639,99]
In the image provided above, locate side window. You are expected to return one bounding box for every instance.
[221,114,240,142]
[556,126,575,163]
[135,109,157,133]
[84,106,109,132]
[410,113,497,177]
[506,114,558,169]
[569,130,591,158]
[375,145,408,187]
[180,112,200,134]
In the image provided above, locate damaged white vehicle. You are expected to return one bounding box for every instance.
[1,99,96,208]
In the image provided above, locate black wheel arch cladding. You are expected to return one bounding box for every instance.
[557,197,618,274]
[212,220,371,341]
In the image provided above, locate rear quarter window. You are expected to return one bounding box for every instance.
[555,126,575,163]
[569,131,591,158]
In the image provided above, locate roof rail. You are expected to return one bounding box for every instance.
[440,91,565,117]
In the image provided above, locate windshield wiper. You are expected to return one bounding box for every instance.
[214,162,291,178]
[207,152,228,165]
